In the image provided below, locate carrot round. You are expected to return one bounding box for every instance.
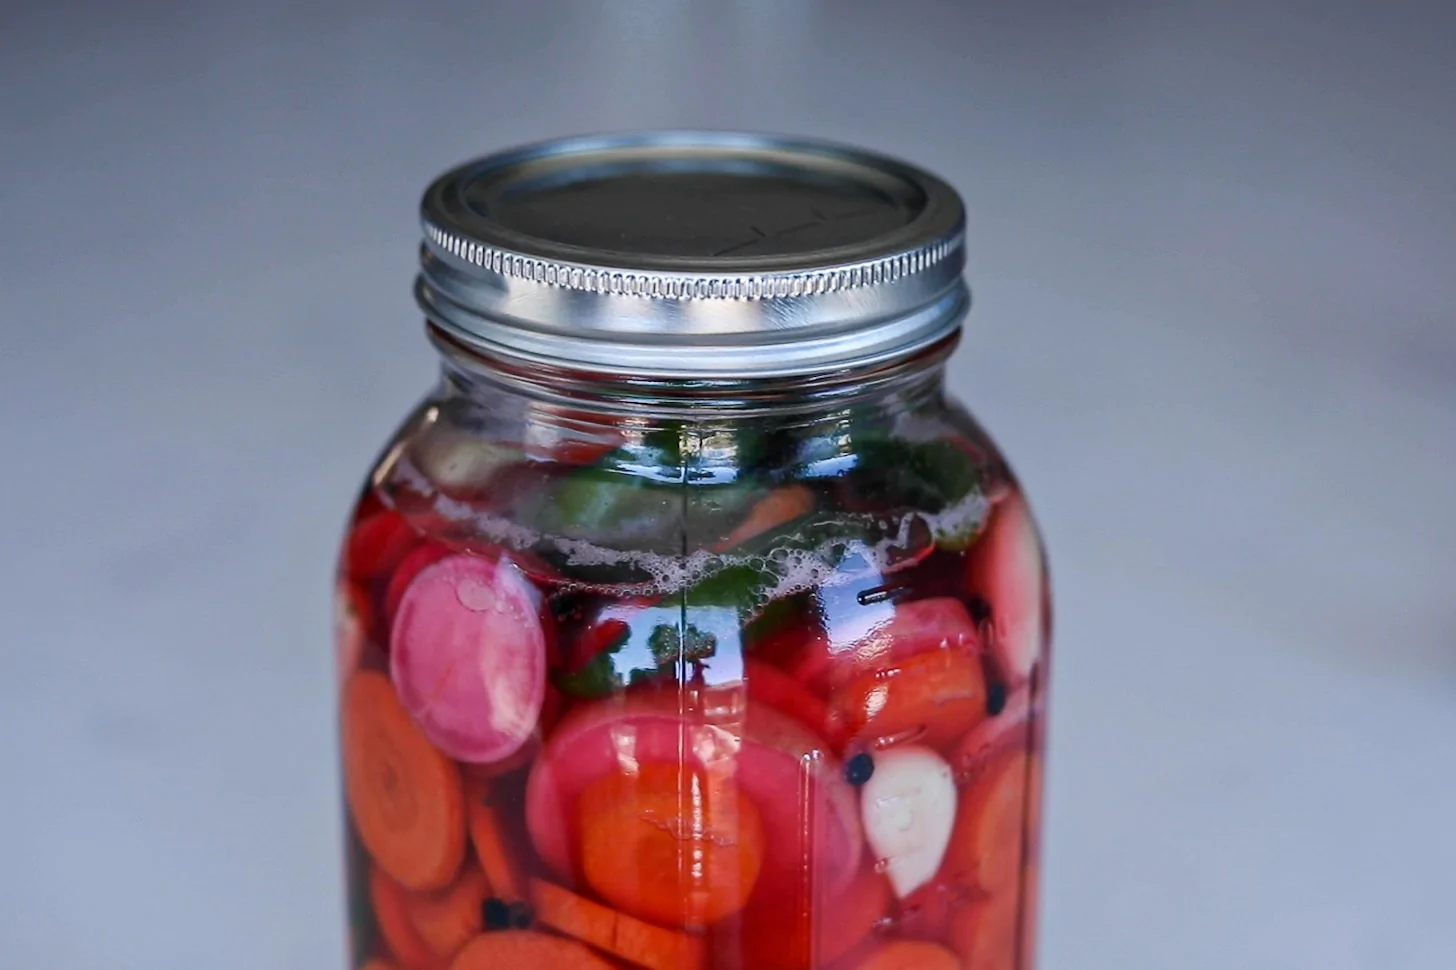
[465,778,526,902]
[852,939,961,970]
[714,484,816,550]
[448,930,616,970]
[410,865,489,962]
[530,878,707,970]
[942,751,1029,893]
[343,670,467,890]
[578,762,765,927]
[369,868,438,970]
[950,888,1019,970]
[827,647,987,751]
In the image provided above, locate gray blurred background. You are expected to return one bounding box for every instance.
[2,1,1454,967]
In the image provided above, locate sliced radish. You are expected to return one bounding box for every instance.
[525,691,862,902]
[965,491,1045,684]
[740,658,838,748]
[390,553,548,765]
[860,745,957,898]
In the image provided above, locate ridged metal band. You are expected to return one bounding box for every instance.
[414,132,971,378]
[423,220,962,301]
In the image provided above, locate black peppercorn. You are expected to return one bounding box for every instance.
[482,897,511,931]
[844,751,875,786]
[986,681,1008,717]
[508,900,535,929]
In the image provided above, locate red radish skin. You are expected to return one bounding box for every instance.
[384,542,453,625]
[390,554,548,765]
[740,658,839,748]
[336,581,372,686]
[525,692,863,904]
[347,509,416,584]
[965,491,1045,685]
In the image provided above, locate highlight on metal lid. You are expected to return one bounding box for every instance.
[416,131,970,378]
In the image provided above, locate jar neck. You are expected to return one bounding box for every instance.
[428,322,956,422]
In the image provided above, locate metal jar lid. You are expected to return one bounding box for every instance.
[416,131,968,379]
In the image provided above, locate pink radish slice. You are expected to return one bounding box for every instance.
[526,691,863,900]
[389,553,548,765]
[965,491,1045,684]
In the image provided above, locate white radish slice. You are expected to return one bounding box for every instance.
[966,491,1045,684]
[390,553,547,765]
[860,745,958,898]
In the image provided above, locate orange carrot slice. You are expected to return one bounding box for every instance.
[941,751,1029,893]
[361,959,401,970]
[1020,863,1041,969]
[827,647,987,751]
[714,485,816,550]
[949,888,1019,970]
[369,868,439,970]
[530,878,707,970]
[577,762,765,927]
[410,865,490,963]
[465,778,526,902]
[851,939,961,970]
[448,930,617,970]
[715,859,891,970]
[344,670,467,891]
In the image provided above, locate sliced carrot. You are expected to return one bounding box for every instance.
[941,751,1029,893]
[713,485,816,551]
[361,959,401,970]
[410,865,490,962]
[851,939,960,970]
[448,930,617,970]
[1020,864,1041,970]
[465,778,527,902]
[718,860,891,970]
[577,762,765,927]
[949,888,1019,970]
[827,647,987,751]
[369,868,439,970]
[343,670,467,891]
[531,877,707,970]
[1023,752,1044,863]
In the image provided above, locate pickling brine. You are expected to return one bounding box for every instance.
[336,133,1050,970]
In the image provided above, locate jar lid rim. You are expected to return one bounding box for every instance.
[416,131,969,378]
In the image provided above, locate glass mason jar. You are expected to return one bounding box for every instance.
[336,133,1050,970]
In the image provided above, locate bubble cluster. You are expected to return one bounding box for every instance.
[388,449,988,600]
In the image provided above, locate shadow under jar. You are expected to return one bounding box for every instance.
[335,133,1051,970]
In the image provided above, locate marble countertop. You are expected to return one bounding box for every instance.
[2,1,1453,967]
